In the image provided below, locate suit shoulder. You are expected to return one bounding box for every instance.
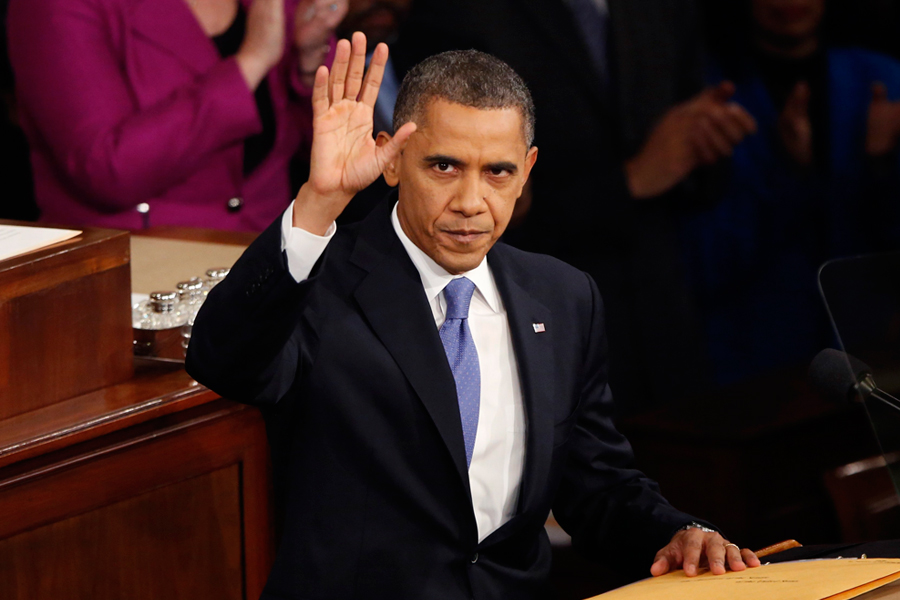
[490,242,595,297]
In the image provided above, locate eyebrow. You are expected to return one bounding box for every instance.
[422,155,518,173]
[485,161,518,174]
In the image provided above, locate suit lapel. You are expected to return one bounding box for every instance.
[488,247,556,520]
[350,203,472,498]
[130,0,222,75]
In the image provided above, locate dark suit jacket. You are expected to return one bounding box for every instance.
[394,0,713,412]
[186,198,698,599]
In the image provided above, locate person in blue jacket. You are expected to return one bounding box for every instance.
[681,0,900,385]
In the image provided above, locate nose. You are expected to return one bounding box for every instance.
[452,171,489,216]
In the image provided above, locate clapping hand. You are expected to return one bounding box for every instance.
[778,81,813,167]
[624,81,757,199]
[866,81,900,157]
[292,32,417,235]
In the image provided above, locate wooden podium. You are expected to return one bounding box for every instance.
[0,225,272,600]
[0,222,133,418]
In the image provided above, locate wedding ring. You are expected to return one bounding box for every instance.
[724,543,740,551]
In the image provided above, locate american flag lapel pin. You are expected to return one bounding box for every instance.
[532,323,546,333]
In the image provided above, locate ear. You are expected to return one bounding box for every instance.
[376,131,401,187]
[518,146,538,194]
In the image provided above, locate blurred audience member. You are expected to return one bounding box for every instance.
[1,0,36,221]
[393,0,756,412]
[681,0,900,385]
[7,0,345,231]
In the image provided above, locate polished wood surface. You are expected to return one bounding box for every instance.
[0,466,243,599]
[135,226,259,246]
[0,356,273,600]
[0,221,133,419]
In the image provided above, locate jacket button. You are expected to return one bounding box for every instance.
[470,552,478,564]
[227,197,243,212]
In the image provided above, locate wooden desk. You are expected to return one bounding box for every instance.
[0,358,273,599]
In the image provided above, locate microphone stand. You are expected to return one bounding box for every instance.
[857,374,900,413]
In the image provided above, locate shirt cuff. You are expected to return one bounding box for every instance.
[280,200,336,282]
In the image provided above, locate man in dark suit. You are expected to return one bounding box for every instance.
[395,0,759,413]
[187,33,759,599]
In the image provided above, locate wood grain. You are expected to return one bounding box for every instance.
[0,223,133,418]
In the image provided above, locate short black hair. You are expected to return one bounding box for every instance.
[393,49,536,147]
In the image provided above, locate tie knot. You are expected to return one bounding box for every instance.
[443,277,476,320]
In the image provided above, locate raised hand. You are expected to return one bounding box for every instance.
[293,32,417,235]
[236,0,287,90]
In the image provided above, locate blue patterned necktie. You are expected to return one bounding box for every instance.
[439,277,480,469]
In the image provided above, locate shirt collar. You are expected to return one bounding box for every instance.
[390,201,502,314]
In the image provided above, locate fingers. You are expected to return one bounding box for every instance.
[703,80,736,103]
[329,38,351,103]
[742,548,762,568]
[706,541,728,576]
[311,65,330,118]
[360,42,389,108]
[697,115,735,157]
[651,543,682,577]
[377,122,417,166]
[785,81,810,118]
[724,543,747,573]
[682,534,704,577]
[650,555,671,577]
[343,32,368,101]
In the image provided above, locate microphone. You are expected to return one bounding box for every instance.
[809,348,900,413]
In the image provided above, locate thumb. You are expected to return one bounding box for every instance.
[377,121,417,165]
[872,81,889,104]
[703,80,736,104]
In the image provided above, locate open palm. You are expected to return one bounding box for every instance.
[308,33,416,201]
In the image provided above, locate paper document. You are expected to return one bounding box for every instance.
[587,558,900,600]
[0,225,81,262]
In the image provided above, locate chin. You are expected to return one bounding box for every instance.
[437,254,483,275]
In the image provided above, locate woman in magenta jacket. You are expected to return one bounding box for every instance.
[7,0,345,231]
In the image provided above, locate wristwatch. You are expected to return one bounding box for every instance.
[680,521,717,533]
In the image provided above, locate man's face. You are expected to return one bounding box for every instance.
[381,99,538,275]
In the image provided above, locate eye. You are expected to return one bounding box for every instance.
[434,162,455,173]
[489,167,511,177]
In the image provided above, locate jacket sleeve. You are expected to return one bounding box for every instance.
[186,215,325,406]
[551,272,704,576]
[7,0,262,210]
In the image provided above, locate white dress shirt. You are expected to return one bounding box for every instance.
[280,202,526,542]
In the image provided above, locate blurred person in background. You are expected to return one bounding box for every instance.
[681,0,900,386]
[0,0,36,221]
[395,0,757,414]
[7,0,345,231]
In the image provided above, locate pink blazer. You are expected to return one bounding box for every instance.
[8,0,331,231]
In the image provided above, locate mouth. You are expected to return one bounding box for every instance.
[439,229,489,245]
